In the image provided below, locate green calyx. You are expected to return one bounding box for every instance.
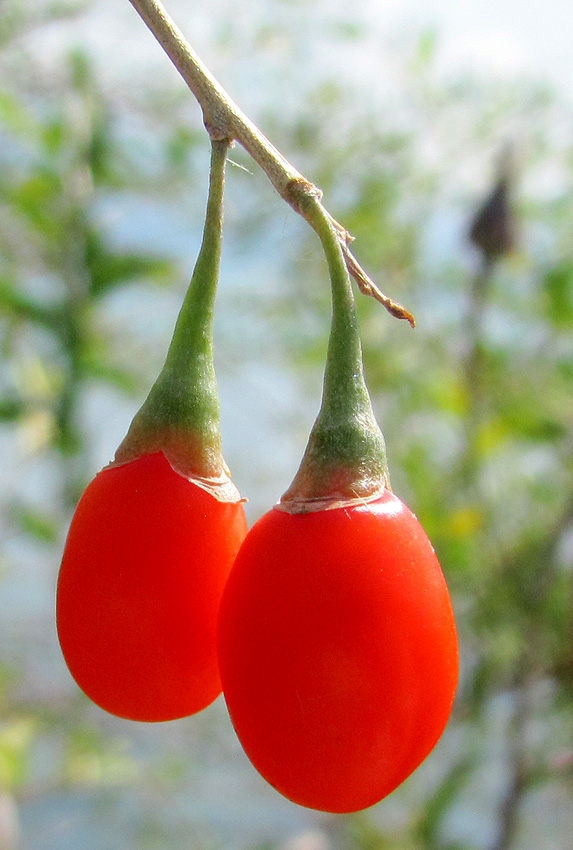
[279,198,390,513]
[113,138,241,502]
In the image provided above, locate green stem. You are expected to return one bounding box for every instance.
[163,138,227,382]
[279,197,390,513]
[113,139,241,501]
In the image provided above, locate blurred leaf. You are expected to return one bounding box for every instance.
[0,280,59,328]
[83,358,139,393]
[0,395,24,421]
[86,235,173,296]
[64,726,138,787]
[542,262,573,326]
[18,409,56,453]
[345,815,392,850]
[0,90,34,137]
[2,169,63,239]
[411,29,439,73]
[446,506,483,538]
[416,758,475,846]
[0,719,37,790]
[8,502,59,543]
[166,125,202,170]
[69,49,92,92]
[41,116,66,155]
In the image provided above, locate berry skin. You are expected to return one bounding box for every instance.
[217,490,458,813]
[58,451,247,722]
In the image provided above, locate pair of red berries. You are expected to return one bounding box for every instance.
[57,140,458,814]
[57,451,457,814]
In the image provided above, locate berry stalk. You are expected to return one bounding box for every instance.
[280,196,390,512]
[114,138,241,501]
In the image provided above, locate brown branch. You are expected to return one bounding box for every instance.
[127,0,414,326]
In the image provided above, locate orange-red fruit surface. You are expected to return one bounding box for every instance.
[217,490,458,812]
[57,451,248,722]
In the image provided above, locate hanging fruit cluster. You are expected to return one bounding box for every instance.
[57,133,458,812]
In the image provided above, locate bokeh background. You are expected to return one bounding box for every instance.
[1,1,572,848]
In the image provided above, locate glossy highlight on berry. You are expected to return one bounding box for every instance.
[218,490,458,812]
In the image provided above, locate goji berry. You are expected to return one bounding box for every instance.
[217,198,458,810]
[57,139,247,721]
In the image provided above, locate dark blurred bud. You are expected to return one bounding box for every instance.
[469,147,515,262]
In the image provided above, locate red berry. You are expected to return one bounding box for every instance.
[58,451,247,722]
[217,490,458,812]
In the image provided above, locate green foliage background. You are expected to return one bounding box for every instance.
[0,1,571,849]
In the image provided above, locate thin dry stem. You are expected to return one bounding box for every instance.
[127,0,414,326]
